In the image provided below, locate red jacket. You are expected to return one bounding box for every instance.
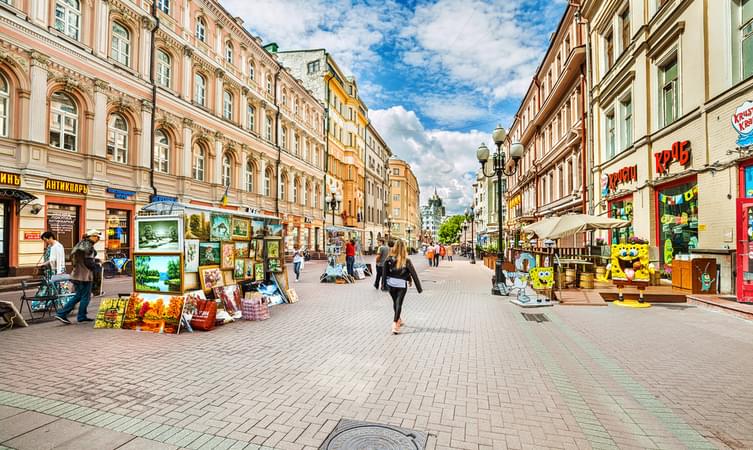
[345,242,356,257]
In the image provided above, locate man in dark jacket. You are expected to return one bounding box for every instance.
[55,229,101,324]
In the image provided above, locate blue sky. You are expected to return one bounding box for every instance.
[224,0,568,214]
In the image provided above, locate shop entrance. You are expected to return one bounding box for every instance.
[0,200,9,276]
[737,198,753,302]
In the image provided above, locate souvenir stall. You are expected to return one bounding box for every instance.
[321,225,369,283]
[93,201,297,334]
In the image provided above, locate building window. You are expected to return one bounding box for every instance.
[278,175,286,201]
[282,89,287,106]
[303,182,308,206]
[392,168,399,175]
[393,194,400,201]
[264,169,271,196]
[193,145,205,181]
[157,0,169,14]
[265,116,272,141]
[222,154,231,187]
[0,73,8,137]
[293,133,299,155]
[111,22,130,66]
[566,158,573,194]
[49,92,78,151]
[307,60,319,74]
[196,17,206,42]
[620,8,631,53]
[660,56,679,127]
[266,75,272,95]
[303,139,308,161]
[246,104,255,131]
[293,180,298,204]
[606,109,616,158]
[107,114,128,164]
[225,42,233,64]
[281,127,287,149]
[246,160,254,192]
[248,62,255,80]
[154,129,169,173]
[393,208,400,217]
[737,0,753,80]
[605,31,614,70]
[55,0,80,40]
[194,73,206,106]
[156,50,171,87]
[620,96,632,149]
[223,90,233,120]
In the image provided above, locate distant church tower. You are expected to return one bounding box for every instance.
[421,187,446,243]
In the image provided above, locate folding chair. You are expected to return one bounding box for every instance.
[20,280,60,323]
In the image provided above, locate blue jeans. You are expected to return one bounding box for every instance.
[293,261,301,280]
[57,280,92,321]
[346,256,355,276]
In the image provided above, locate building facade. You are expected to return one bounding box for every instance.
[420,189,445,243]
[505,3,587,248]
[388,159,420,249]
[0,0,325,276]
[582,0,753,297]
[365,123,391,251]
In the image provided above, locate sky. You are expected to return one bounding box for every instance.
[224,0,569,214]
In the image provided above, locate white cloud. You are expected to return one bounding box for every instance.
[371,106,490,214]
[414,94,489,127]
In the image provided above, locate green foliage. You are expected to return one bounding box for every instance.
[438,215,465,244]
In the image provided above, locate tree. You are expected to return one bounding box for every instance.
[438,215,465,244]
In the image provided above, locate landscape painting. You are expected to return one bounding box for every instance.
[135,217,182,252]
[252,220,266,237]
[267,223,283,238]
[211,214,232,241]
[134,253,183,294]
[232,217,251,240]
[94,298,128,329]
[123,293,185,334]
[199,242,220,266]
[234,241,249,259]
[184,210,211,240]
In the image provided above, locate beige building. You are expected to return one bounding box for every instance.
[505,4,587,248]
[0,0,325,275]
[388,159,420,249]
[582,0,753,297]
[365,123,391,251]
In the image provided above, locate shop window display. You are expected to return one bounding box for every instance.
[745,166,753,198]
[47,203,80,258]
[657,181,698,272]
[106,209,130,259]
[609,199,633,244]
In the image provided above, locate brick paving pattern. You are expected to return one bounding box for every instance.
[1,257,752,449]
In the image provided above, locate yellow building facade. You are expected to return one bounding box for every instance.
[388,159,420,249]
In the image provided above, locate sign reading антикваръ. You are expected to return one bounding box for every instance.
[733,101,753,147]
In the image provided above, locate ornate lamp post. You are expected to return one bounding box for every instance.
[462,222,468,256]
[325,190,342,244]
[465,207,477,264]
[477,125,524,295]
[406,225,413,253]
[383,215,393,242]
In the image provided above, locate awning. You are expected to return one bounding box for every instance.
[0,188,36,202]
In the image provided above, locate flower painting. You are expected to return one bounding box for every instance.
[234,258,245,279]
[221,241,235,269]
[199,242,220,266]
[123,293,185,334]
[199,266,223,292]
[210,214,232,241]
[266,240,280,259]
[234,241,249,259]
[185,239,199,273]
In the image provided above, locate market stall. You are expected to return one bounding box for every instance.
[93,201,297,334]
[320,225,370,283]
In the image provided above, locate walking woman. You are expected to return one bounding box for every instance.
[292,244,304,281]
[382,240,422,334]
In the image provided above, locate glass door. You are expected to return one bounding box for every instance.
[737,199,753,302]
[0,201,9,276]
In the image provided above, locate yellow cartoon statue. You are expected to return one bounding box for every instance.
[529,267,554,290]
[610,243,653,304]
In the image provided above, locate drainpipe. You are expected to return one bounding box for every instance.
[577,5,595,216]
[323,51,331,223]
[149,3,159,198]
[274,65,281,216]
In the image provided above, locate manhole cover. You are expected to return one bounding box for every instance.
[521,312,549,322]
[319,419,427,450]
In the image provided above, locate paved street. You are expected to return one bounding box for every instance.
[1,257,753,449]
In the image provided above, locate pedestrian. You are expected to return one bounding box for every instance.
[446,244,454,262]
[426,243,435,267]
[440,244,446,260]
[382,239,422,335]
[292,244,304,282]
[55,229,101,324]
[345,239,356,277]
[373,238,389,290]
[38,231,66,277]
[433,242,441,267]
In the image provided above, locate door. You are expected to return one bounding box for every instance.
[0,201,9,277]
[737,199,753,302]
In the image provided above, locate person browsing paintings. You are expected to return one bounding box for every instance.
[345,239,356,277]
[292,244,304,282]
[382,239,422,335]
[38,231,66,276]
[373,239,389,291]
[55,229,101,324]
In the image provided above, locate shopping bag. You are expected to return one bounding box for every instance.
[242,293,269,321]
[190,299,217,331]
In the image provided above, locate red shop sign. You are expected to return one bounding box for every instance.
[607,165,638,191]
[654,140,690,175]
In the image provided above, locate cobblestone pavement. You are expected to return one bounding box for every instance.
[1,257,753,449]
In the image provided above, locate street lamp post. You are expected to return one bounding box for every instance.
[476,124,524,295]
[325,191,342,244]
[462,222,468,256]
[465,207,477,264]
[383,215,393,242]
[406,225,413,253]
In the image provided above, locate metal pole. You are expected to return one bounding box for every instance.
[470,215,476,264]
[492,152,504,295]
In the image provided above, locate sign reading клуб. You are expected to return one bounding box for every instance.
[45,179,88,194]
[607,165,637,191]
[654,140,691,175]
[0,171,21,186]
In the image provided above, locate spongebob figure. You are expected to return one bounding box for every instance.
[529,267,554,290]
[610,244,651,284]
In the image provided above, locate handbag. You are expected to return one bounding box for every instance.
[386,277,408,289]
[190,299,217,331]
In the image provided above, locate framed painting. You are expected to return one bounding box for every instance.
[221,241,235,270]
[94,297,128,329]
[210,214,232,241]
[184,272,199,290]
[248,240,257,259]
[199,242,220,266]
[198,265,223,292]
[252,220,266,237]
[182,290,206,322]
[244,259,254,279]
[234,241,249,259]
[222,270,234,285]
[266,240,280,259]
[231,217,251,240]
[123,293,185,334]
[213,284,242,318]
[133,253,183,294]
[254,239,265,260]
[268,258,281,273]
[267,223,283,238]
[185,239,200,273]
[135,216,183,252]
[233,258,245,279]
[254,262,265,281]
[184,210,211,240]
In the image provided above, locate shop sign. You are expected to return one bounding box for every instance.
[22,230,42,240]
[106,187,136,200]
[606,165,637,191]
[508,195,521,209]
[45,179,88,195]
[0,171,21,186]
[304,217,313,224]
[149,194,176,203]
[47,212,76,233]
[654,140,690,175]
[733,101,753,146]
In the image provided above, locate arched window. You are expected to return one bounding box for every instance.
[107,114,128,163]
[248,62,255,80]
[293,178,299,204]
[225,42,233,64]
[156,50,171,87]
[55,0,80,40]
[156,0,170,14]
[154,129,169,173]
[265,115,272,141]
[246,104,255,131]
[223,90,233,120]
[49,92,78,151]
[196,17,206,42]
[111,22,130,66]
[278,174,286,201]
[264,168,271,196]
[0,73,8,137]
[245,160,254,192]
[281,88,287,106]
[266,75,272,95]
[222,153,232,187]
[302,181,308,206]
[194,73,206,105]
[193,145,205,181]
[281,126,287,148]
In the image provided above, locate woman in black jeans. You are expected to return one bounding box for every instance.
[382,239,422,334]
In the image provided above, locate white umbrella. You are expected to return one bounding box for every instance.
[523,213,630,240]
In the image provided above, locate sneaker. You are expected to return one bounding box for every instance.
[78,318,94,323]
[55,316,71,325]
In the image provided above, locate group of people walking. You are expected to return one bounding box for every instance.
[374,238,422,335]
[425,242,452,267]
